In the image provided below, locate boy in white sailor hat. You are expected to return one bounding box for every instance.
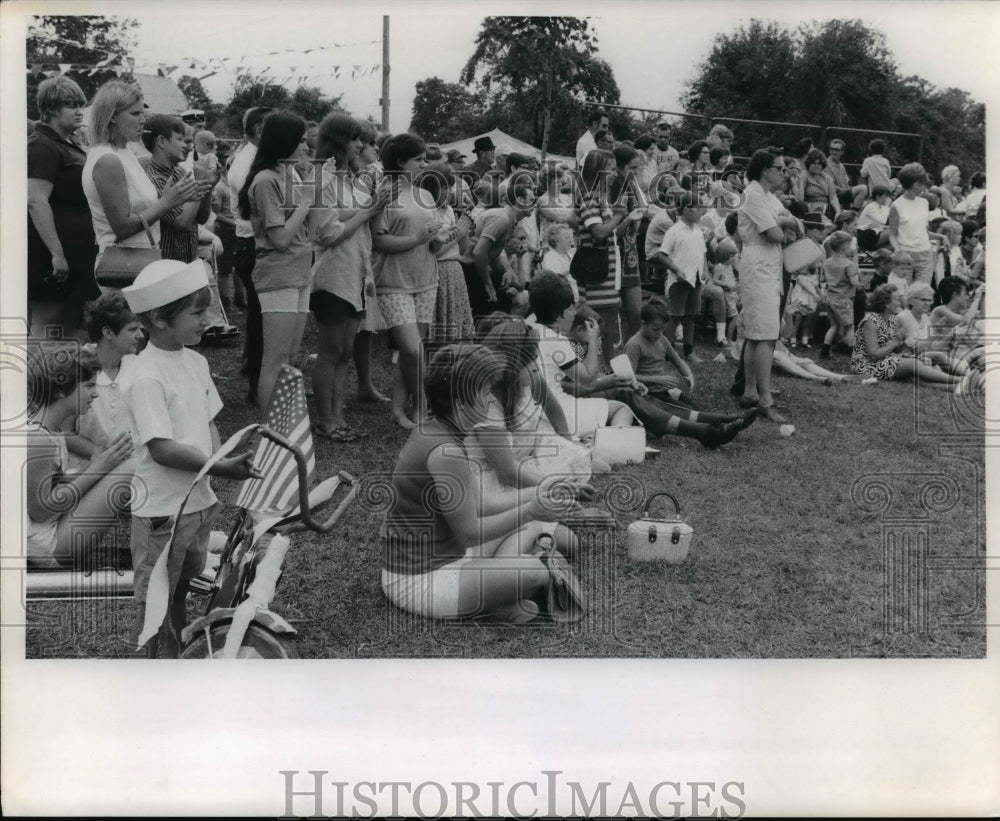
[122,259,260,657]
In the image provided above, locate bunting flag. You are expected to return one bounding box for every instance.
[234,365,315,515]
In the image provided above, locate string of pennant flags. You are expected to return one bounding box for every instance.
[27,59,382,85]
[28,27,383,84]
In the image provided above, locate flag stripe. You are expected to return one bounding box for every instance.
[233,365,315,514]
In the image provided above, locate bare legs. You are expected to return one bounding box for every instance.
[258,311,308,416]
[313,317,360,432]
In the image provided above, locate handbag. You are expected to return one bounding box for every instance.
[569,244,609,286]
[535,531,585,623]
[95,214,161,289]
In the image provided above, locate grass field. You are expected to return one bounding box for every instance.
[24,311,986,659]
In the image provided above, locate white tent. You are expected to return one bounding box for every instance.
[438,128,573,166]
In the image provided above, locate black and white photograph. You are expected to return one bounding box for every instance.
[1,0,997,815]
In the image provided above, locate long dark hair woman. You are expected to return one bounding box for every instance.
[304,112,388,440]
[238,110,314,415]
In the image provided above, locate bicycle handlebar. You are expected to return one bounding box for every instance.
[255,425,358,533]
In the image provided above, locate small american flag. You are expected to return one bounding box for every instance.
[235,364,315,514]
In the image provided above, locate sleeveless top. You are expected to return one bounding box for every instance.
[26,421,70,565]
[81,144,161,257]
[891,195,931,253]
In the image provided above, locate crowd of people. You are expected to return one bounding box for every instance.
[24,76,987,638]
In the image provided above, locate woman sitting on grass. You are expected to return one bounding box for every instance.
[381,343,584,624]
[929,276,986,375]
[850,284,966,391]
[25,346,134,569]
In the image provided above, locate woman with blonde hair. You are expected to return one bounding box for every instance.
[82,81,207,271]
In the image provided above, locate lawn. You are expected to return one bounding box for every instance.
[24,311,986,659]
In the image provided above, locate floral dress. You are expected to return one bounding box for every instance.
[850,311,900,380]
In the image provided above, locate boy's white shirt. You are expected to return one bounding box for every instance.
[126,343,223,518]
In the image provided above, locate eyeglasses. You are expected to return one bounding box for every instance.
[769,165,787,172]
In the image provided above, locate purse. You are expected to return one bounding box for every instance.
[95,215,161,289]
[569,244,609,286]
[535,531,585,623]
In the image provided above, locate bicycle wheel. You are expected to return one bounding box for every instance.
[180,621,296,659]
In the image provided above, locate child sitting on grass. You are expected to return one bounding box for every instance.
[122,259,261,658]
[623,299,758,447]
[64,291,145,472]
[819,231,862,358]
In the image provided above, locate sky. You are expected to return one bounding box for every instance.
[29,0,996,136]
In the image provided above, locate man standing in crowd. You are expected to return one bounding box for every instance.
[228,106,273,405]
[468,136,496,183]
[595,130,615,152]
[648,121,680,176]
[446,149,474,217]
[826,138,867,210]
[576,108,609,167]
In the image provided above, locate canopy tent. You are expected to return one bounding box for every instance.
[438,128,573,167]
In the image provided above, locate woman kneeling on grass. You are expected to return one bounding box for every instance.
[850,284,966,391]
[381,343,584,624]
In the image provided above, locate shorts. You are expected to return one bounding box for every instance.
[377,288,437,328]
[258,284,311,313]
[130,502,220,605]
[619,273,642,290]
[310,289,364,324]
[666,279,702,316]
[381,554,474,619]
[826,295,855,328]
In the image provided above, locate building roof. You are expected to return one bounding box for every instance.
[132,73,188,116]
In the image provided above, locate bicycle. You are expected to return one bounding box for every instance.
[179,425,357,659]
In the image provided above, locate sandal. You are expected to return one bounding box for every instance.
[312,425,362,442]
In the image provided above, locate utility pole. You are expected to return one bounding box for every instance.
[381,15,390,132]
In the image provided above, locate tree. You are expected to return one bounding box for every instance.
[288,85,343,123]
[409,77,486,142]
[224,70,291,134]
[681,18,984,176]
[177,74,213,111]
[460,16,621,155]
[26,15,138,119]
[795,19,898,130]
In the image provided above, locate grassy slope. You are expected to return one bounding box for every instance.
[25,318,985,659]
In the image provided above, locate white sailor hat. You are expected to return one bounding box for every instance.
[122,259,209,314]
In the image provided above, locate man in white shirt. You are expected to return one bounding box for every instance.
[648,121,680,177]
[228,106,273,404]
[576,109,609,168]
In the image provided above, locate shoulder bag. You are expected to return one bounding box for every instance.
[95,214,161,289]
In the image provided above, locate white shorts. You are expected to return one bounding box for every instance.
[381,554,474,619]
[258,284,311,313]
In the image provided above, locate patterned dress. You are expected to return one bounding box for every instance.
[850,311,900,380]
[574,188,620,308]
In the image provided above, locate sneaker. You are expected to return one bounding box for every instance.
[788,340,798,348]
[801,341,812,349]
[685,351,703,363]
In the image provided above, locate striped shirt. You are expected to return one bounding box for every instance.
[144,159,198,263]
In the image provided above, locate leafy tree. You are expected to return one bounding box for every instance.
[681,18,984,176]
[795,19,897,130]
[224,70,291,134]
[26,15,138,118]
[460,16,621,155]
[683,20,797,123]
[177,74,213,111]
[409,77,486,142]
[289,85,343,123]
